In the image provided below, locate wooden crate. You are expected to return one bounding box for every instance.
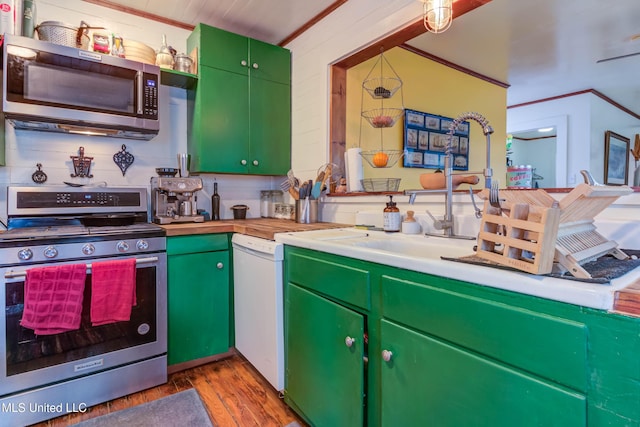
[475,201,561,275]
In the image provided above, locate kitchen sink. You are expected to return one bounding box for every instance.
[277,227,476,260]
[349,238,468,259]
[275,226,640,311]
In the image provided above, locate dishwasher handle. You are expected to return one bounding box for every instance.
[232,243,283,261]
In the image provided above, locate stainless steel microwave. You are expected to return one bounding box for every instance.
[2,34,160,140]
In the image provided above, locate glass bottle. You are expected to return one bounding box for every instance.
[22,0,36,38]
[156,34,174,69]
[212,182,221,221]
[383,195,401,232]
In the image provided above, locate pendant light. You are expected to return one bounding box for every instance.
[421,0,453,34]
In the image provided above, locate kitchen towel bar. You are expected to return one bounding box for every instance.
[4,256,158,279]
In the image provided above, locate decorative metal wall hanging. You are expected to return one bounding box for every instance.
[31,163,48,184]
[113,144,134,176]
[70,146,94,178]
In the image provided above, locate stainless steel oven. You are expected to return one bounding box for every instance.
[0,186,167,426]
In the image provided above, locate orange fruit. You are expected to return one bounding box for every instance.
[372,151,389,167]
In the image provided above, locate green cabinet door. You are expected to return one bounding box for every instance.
[167,249,230,365]
[249,38,291,84]
[186,23,291,175]
[380,319,586,427]
[285,284,364,427]
[189,24,249,74]
[188,65,249,173]
[249,77,291,175]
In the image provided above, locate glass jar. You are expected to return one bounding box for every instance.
[260,191,270,217]
[174,53,193,73]
[269,190,284,218]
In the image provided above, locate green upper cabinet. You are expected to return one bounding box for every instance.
[186,23,291,175]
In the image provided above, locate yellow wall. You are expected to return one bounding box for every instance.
[346,47,507,190]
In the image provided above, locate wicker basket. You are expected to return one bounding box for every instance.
[361,178,401,192]
[35,21,90,50]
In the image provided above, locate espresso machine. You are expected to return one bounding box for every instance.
[151,176,205,224]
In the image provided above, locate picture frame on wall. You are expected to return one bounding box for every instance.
[604,130,630,185]
[403,109,469,170]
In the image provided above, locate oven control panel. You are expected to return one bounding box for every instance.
[1,236,166,266]
[17,191,142,208]
[7,186,148,216]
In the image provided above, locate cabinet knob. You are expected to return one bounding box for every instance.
[241,60,248,67]
[345,336,355,348]
[382,349,393,362]
[216,262,224,269]
[241,159,247,165]
[252,62,259,69]
[252,160,259,166]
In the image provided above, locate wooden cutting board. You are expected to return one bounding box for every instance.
[161,218,351,239]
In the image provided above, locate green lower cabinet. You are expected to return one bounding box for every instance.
[283,246,640,427]
[380,319,585,427]
[285,284,364,427]
[167,234,230,365]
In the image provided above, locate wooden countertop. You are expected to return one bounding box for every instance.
[614,277,640,317]
[159,218,351,240]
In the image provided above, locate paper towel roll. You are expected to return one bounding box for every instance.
[345,148,364,192]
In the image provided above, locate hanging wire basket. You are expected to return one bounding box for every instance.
[362,77,402,99]
[361,178,401,192]
[360,149,405,168]
[361,108,404,128]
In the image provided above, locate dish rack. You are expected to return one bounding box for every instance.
[475,198,561,275]
[475,185,633,277]
[553,184,633,278]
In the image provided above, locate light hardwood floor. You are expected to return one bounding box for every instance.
[31,354,307,427]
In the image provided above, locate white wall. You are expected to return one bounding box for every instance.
[0,0,280,228]
[285,0,421,181]
[590,96,640,186]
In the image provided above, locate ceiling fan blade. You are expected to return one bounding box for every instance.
[596,51,640,64]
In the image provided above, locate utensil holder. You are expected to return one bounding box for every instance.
[295,199,318,223]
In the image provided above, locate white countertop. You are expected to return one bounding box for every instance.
[275,227,640,311]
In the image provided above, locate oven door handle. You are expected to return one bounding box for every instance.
[4,256,159,279]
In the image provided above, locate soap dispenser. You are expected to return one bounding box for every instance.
[383,195,401,232]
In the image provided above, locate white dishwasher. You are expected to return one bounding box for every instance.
[231,233,284,391]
